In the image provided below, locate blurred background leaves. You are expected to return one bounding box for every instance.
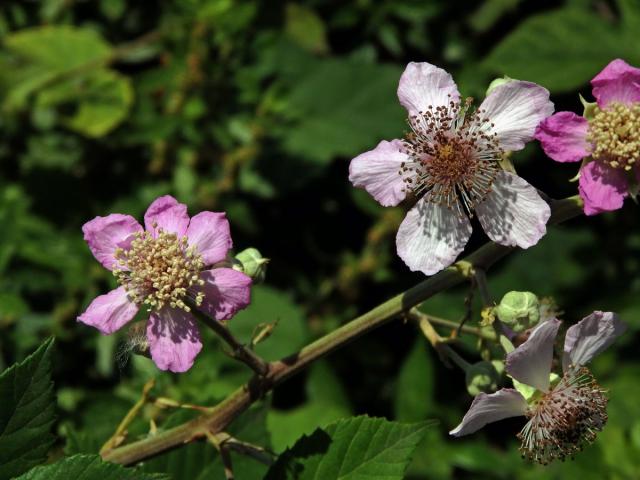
[0,0,639,478]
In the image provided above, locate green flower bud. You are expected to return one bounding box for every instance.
[233,248,269,283]
[485,75,514,96]
[495,291,540,333]
[466,361,500,396]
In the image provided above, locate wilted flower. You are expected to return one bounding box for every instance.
[349,62,553,275]
[450,311,626,464]
[78,195,252,372]
[535,59,640,215]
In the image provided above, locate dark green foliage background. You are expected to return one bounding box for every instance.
[0,0,639,478]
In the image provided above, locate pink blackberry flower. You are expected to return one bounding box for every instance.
[535,59,640,215]
[349,62,553,275]
[450,311,626,464]
[78,195,252,372]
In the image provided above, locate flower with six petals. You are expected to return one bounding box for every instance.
[78,195,252,372]
[349,62,554,275]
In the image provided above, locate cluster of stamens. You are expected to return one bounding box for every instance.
[113,226,205,313]
[587,102,640,170]
[517,365,608,465]
[398,96,503,216]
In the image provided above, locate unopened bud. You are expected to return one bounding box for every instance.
[466,361,500,396]
[495,291,540,333]
[233,248,269,283]
[485,76,514,96]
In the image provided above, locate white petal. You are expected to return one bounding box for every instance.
[562,311,626,371]
[506,319,561,392]
[397,62,460,116]
[476,171,550,249]
[478,80,554,151]
[348,140,411,207]
[450,388,527,437]
[396,198,471,275]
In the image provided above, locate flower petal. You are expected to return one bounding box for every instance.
[562,311,626,371]
[82,214,143,270]
[349,140,411,207]
[186,211,233,265]
[144,195,190,237]
[479,80,554,152]
[534,111,590,163]
[505,319,561,392]
[578,161,629,216]
[396,198,472,275]
[77,286,139,334]
[449,388,528,437]
[197,268,252,321]
[476,171,550,249]
[397,62,460,116]
[147,307,202,372]
[591,58,640,108]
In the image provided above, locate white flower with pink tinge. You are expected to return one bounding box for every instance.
[78,195,252,373]
[349,62,554,275]
[450,311,626,465]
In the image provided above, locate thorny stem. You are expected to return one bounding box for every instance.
[102,195,583,466]
[473,268,493,307]
[425,315,497,341]
[412,310,471,371]
[188,304,270,376]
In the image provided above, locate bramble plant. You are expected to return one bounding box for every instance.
[1,2,639,479]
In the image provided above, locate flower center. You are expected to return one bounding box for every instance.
[113,228,205,312]
[398,97,503,214]
[517,365,608,465]
[587,102,640,170]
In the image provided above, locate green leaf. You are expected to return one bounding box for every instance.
[265,416,432,480]
[285,3,329,54]
[14,454,168,480]
[394,340,435,422]
[0,338,56,479]
[484,8,637,92]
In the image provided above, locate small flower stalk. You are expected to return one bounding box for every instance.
[450,311,626,464]
[349,61,553,275]
[78,195,252,372]
[535,59,640,215]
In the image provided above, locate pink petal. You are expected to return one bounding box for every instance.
[534,111,590,163]
[77,286,139,334]
[144,195,190,237]
[578,161,628,216]
[505,319,561,392]
[349,140,411,207]
[147,307,202,373]
[476,171,550,249]
[449,388,527,437]
[478,80,554,152]
[562,311,626,371]
[591,58,640,108]
[82,214,143,270]
[186,211,233,265]
[197,268,252,321]
[397,62,460,116]
[396,198,472,275]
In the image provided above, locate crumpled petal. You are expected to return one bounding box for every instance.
[534,111,591,163]
[479,80,554,152]
[144,195,190,237]
[197,268,252,321]
[476,171,550,249]
[186,211,232,265]
[449,388,528,437]
[506,318,561,392]
[77,286,139,334]
[147,307,202,373]
[562,311,626,371]
[82,214,143,270]
[578,161,629,216]
[591,58,640,108]
[396,198,472,275]
[397,62,460,116]
[349,140,412,207]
